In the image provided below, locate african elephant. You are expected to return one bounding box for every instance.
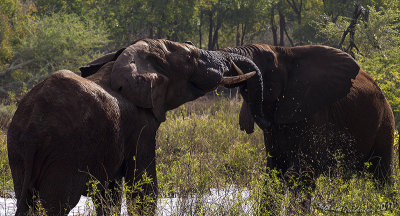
[7,39,268,215]
[224,44,395,181]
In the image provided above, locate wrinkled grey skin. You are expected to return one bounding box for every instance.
[7,39,266,215]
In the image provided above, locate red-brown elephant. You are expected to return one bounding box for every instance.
[7,39,267,215]
[224,44,395,181]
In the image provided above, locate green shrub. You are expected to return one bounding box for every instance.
[2,12,110,96]
[0,130,13,195]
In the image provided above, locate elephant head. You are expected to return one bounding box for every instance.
[80,39,268,124]
[232,45,360,133]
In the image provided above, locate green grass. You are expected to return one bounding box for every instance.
[156,97,265,194]
[1,96,399,215]
[0,103,16,130]
[0,130,13,197]
[155,97,400,215]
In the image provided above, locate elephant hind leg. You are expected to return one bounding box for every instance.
[10,154,34,216]
[36,162,84,215]
[369,116,395,182]
[9,143,36,215]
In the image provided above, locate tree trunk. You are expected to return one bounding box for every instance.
[286,0,302,24]
[279,11,285,46]
[240,23,246,46]
[270,8,278,46]
[297,11,302,24]
[149,27,154,38]
[156,26,163,38]
[211,21,221,50]
[199,10,203,49]
[284,26,294,46]
[208,15,221,51]
[338,4,367,57]
[208,11,214,50]
[236,25,240,46]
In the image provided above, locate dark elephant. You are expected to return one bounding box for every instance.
[224,44,395,181]
[7,39,268,215]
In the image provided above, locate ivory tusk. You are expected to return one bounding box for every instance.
[230,60,244,75]
[219,71,256,86]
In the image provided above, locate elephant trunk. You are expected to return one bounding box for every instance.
[228,53,270,129]
[193,49,270,129]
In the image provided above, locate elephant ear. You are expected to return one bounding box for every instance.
[111,42,169,122]
[79,48,125,77]
[275,46,360,124]
[239,100,255,134]
[120,73,169,122]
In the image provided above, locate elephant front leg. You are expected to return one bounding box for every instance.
[124,138,158,215]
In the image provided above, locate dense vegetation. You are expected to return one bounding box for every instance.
[1,0,399,215]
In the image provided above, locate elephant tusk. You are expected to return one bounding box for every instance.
[230,60,244,75]
[219,71,256,86]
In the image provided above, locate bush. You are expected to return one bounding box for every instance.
[2,12,110,95]
[0,130,13,194]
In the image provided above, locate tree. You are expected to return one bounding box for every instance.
[286,0,303,24]
[229,0,266,46]
[0,12,110,95]
[202,0,230,50]
[0,0,33,67]
[360,47,400,130]
[0,0,35,97]
[356,7,400,128]
[337,3,369,57]
[266,0,293,46]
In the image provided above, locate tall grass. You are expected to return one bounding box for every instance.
[0,130,13,198]
[0,96,399,215]
[156,97,265,193]
[155,97,400,215]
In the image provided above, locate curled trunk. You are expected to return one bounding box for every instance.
[228,53,270,128]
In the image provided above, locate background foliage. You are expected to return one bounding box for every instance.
[1,0,399,128]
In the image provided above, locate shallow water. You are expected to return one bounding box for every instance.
[1,188,252,215]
